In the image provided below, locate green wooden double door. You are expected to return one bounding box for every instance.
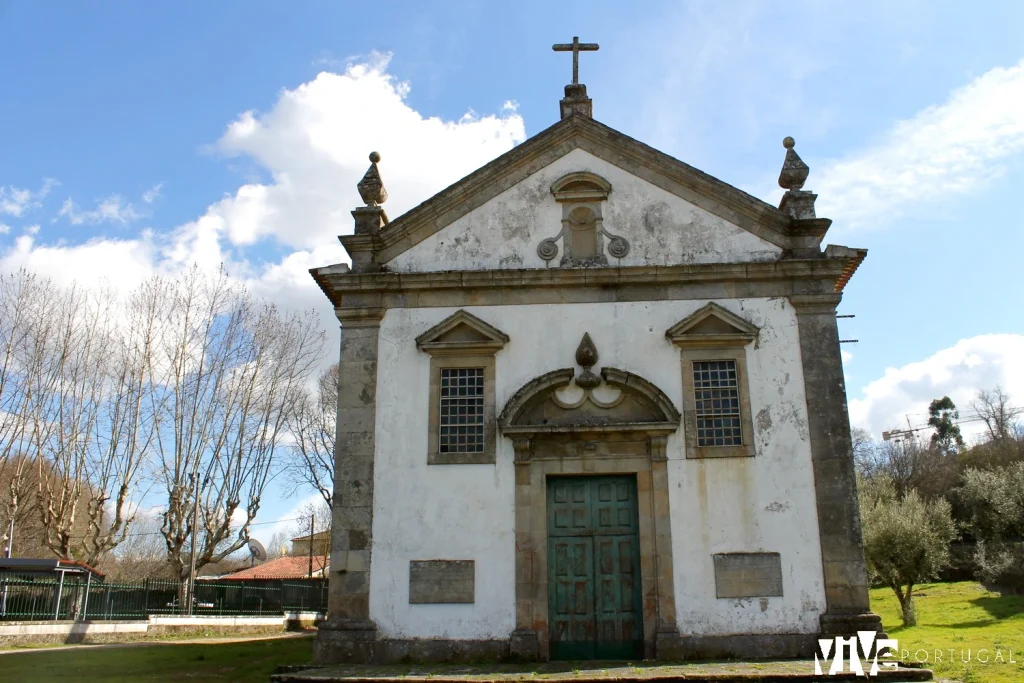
[547,475,643,660]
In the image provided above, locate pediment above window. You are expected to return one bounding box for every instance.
[665,303,759,349]
[415,310,510,356]
[550,171,612,202]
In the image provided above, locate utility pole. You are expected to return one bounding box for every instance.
[1,516,12,617]
[186,474,208,616]
[307,513,315,578]
[4,516,12,558]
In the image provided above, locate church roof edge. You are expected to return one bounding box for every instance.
[355,113,797,266]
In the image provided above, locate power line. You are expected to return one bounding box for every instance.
[117,515,304,538]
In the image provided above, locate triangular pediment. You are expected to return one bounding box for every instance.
[415,310,509,354]
[665,303,759,347]
[355,114,794,266]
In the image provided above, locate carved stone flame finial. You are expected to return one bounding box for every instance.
[575,332,600,390]
[357,151,388,206]
[778,137,809,191]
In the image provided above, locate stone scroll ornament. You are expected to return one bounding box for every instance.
[537,171,629,266]
[536,212,630,265]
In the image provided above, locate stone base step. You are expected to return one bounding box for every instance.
[271,661,933,683]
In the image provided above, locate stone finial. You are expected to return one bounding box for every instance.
[357,151,388,206]
[575,332,600,389]
[777,137,818,220]
[559,84,593,120]
[778,137,809,191]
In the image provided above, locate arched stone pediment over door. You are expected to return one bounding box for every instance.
[499,365,680,439]
[498,334,684,662]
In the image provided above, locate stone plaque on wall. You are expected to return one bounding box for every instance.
[409,560,475,604]
[713,552,783,598]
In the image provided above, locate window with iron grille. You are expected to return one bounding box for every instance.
[692,360,743,447]
[439,367,485,453]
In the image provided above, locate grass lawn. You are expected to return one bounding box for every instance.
[871,581,1024,683]
[0,634,315,682]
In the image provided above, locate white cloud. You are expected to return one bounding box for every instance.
[841,349,853,365]
[816,60,1024,228]
[142,182,164,204]
[57,195,142,225]
[849,334,1024,441]
[0,178,57,217]
[2,233,158,293]
[211,52,525,249]
[0,55,522,344]
[0,224,9,235]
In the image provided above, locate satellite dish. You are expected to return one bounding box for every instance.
[247,539,268,564]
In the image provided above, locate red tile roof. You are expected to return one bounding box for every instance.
[220,555,328,580]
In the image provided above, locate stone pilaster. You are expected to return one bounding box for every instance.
[314,306,386,664]
[510,437,540,660]
[648,436,683,658]
[789,293,881,638]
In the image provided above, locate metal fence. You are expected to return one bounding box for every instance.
[0,573,327,621]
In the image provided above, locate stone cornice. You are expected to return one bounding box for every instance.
[350,115,808,268]
[334,306,386,326]
[825,245,868,293]
[312,259,850,309]
[788,293,843,314]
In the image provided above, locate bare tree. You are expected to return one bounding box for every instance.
[284,500,331,578]
[0,455,51,558]
[152,266,325,580]
[972,386,1022,443]
[11,278,156,566]
[851,427,876,477]
[285,364,338,507]
[101,514,176,581]
[29,284,114,561]
[266,530,291,559]
[0,270,54,556]
[294,499,331,555]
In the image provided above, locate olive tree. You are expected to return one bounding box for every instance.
[959,462,1024,590]
[859,475,957,626]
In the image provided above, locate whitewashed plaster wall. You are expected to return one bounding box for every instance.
[384,148,782,273]
[369,298,825,639]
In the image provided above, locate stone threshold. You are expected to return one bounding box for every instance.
[271,661,932,682]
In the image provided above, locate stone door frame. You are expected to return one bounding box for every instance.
[509,430,680,660]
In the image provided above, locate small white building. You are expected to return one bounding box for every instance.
[310,59,879,663]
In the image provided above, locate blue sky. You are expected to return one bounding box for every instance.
[2,1,1023,536]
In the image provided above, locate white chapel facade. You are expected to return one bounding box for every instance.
[311,45,879,663]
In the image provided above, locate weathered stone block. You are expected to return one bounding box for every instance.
[509,628,539,660]
[336,406,377,433]
[409,560,475,604]
[341,333,381,362]
[332,505,372,532]
[713,552,784,598]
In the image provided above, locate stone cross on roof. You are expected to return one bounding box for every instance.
[552,36,599,85]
